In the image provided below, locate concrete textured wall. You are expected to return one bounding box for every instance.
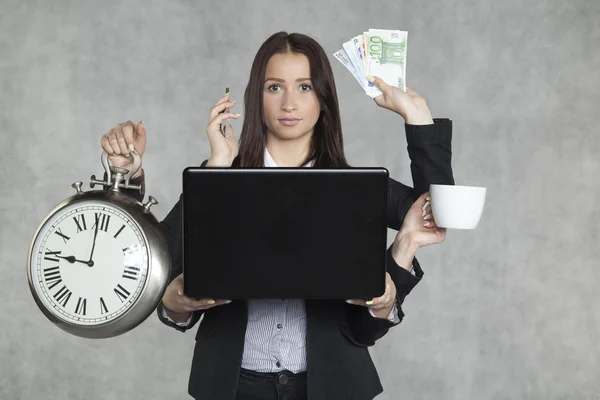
[1,0,598,398]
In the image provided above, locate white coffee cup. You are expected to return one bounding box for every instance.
[429,184,487,229]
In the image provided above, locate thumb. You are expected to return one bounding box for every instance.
[174,273,184,296]
[366,75,390,95]
[136,121,146,139]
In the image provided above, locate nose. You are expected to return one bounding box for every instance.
[281,92,297,112]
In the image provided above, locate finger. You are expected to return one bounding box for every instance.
[346,296,389,309]
[136,121,146,143]
[221,120,233,139]
[427,217,440,229]
[366,76,391,95]
[112,124,130,155]
[101,136,113,155]
[173,279,184,297]
[208,112,241,133]
[421,200,430,212]
[116,132,130,157]
[215,91,232,106]
[190,299,232,311]
[122,122,135,148]
[178,297,214,308]
[346,299,367,307]
[209,101,237,121]
[107,130,122,155]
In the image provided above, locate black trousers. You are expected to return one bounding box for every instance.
[234,368,308,400]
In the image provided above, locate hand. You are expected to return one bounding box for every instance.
[205,92,241,166]
[88,214,100,264]
[57,255,92,266]
[100,120,147,178]
[161,273,231,317]
[366,76,434,125]
[392,192,446,267]
[346,272,396,319]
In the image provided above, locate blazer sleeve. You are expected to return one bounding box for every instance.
[343,246,423,346]
[387,118,455,231]
[344,118,455,346]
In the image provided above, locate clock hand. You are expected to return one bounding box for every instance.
[88,215,100,265]
[57,255,92,266]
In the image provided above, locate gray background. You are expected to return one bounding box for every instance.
[1,0,598,399]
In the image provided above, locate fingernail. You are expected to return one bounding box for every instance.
[128,144,135,152]
[346,299,356,304]
[235,113,242,117]
[424,222,430,227]
[366,76,374,83]
[424,214,431,220]
[207,299,216,305]
[366,300,374,305]
[426,196,431,201]
[224,300,232,304]
[177,289,182,296]
[422,210,427,216]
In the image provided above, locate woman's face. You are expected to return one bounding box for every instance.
[262,52,321,143]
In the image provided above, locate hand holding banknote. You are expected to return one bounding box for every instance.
[367,76,434,125]
[334,29,434,125]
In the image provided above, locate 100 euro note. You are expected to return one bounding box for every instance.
[333,29,408,98]
[364,29,408,96]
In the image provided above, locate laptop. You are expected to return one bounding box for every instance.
[181,167,389,300]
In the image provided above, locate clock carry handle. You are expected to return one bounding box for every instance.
[90,150,143,193]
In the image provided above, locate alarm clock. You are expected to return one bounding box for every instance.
[27,150,171,338]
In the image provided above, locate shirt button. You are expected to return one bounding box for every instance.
[276,361,281,368]
[277,324,283,329]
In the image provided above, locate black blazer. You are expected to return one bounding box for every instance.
[125,119,454,400]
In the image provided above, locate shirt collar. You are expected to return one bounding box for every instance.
[264,148,314,168]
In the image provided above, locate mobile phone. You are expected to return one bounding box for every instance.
[220,87,231,138]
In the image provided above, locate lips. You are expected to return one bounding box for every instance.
[278,117,301,126]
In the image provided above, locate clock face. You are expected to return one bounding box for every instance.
[29,201,149,326]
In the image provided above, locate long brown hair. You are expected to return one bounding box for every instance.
[235,31,350,168]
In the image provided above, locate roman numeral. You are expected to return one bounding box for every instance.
[114,284,130,303]
[54,285,72,308]
[75,297,87,315]
[43,266,62,290]
[73,214,87,232]
[93,212,111,232]
[100,297,109,314]
[54,228,70,243]
[114,224,126,239]
[122,265,140,280]
[44,249,62,262]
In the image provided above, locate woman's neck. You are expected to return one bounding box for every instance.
[266,134,312,167]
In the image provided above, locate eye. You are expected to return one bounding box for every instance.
[300,83,312,92]
[267,84,283,92]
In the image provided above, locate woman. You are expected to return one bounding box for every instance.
[101,32,453,400]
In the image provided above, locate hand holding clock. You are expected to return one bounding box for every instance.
[100,120,147,178]
[161,273,232,323]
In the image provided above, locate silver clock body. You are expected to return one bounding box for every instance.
[27,151,171,339]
